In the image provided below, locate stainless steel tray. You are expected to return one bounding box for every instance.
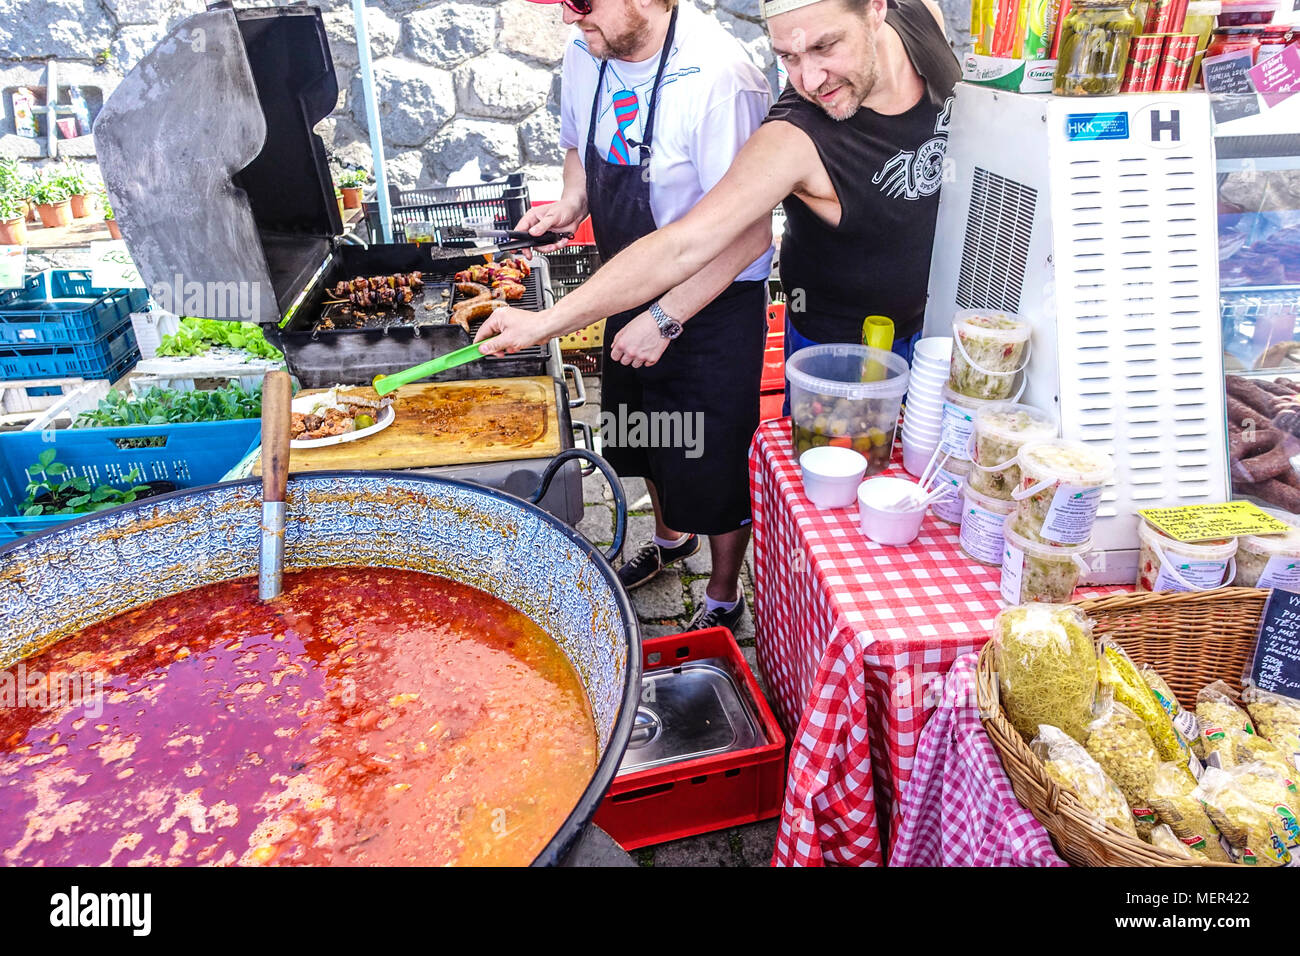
[618,657,765,774]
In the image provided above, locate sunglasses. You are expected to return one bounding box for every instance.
[560,0,594,14]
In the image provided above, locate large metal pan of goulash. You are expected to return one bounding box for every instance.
[0,450,639,866]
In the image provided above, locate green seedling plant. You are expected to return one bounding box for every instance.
[21,448,151,517]
[156,318,283,360]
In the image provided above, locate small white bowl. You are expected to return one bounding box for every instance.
[901,441,937,478]
[913,337,953,365]
[800,446,868,509]
[858,476,929,546]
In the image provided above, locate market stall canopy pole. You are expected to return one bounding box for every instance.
[353,0,393,244]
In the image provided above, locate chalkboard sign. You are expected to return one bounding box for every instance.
[1251,589,1300,698]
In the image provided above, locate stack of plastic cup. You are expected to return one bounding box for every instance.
[902,337,951,477]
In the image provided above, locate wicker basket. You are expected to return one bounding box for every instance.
[977,588,1268,867]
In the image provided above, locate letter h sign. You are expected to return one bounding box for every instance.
[1150,109,1180,143]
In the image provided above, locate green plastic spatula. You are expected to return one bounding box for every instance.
[372,337,500,396]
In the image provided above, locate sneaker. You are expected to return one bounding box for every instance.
[687,594,747,633]
[617,534,700,590]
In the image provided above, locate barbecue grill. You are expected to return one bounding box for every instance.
[93,2,589,526]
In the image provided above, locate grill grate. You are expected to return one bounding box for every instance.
[955,167,1037,314]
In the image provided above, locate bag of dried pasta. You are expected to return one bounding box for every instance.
[1086,692,1162,838]
[1197,681,1256,766]
[1148,823,1200,860]
[1138,662,1202,755]
[1194,767,1292,866]
[1234,762,1300,850]
[994,604,1097,744]
[1032,724,1137,838]
[1097,641,1195,772]
[1149,761,1233,863]
[1242,687,1300,772]
[1205,728,1295,780]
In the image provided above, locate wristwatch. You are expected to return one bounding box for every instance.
[649,301,683,340]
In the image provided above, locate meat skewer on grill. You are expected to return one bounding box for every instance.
[331,272,425,307]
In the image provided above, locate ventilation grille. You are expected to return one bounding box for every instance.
[1059,148,1224,536]
[954,167,1038,313]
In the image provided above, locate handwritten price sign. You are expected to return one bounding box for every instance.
[90,240,145,289]
[0,245,25,289]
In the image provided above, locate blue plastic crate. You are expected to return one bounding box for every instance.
[0,419,263,542]
[0,270,150,346]
[0,320,139,380]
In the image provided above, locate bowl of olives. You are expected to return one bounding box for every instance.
[786,344,910,476]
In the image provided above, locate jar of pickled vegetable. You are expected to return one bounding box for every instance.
[1052,0,1141,96]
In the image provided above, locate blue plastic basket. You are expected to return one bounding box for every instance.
[0,270,150,346]
[0,320,139,380]
[0,419,263,542]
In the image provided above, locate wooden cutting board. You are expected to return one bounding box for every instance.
[253,376,561,474]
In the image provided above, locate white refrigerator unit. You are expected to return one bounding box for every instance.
[924,83,1230,584]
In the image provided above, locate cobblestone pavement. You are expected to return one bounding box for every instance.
[573,372,781,867]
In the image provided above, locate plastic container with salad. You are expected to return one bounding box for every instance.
[947,310,1031,402]
[1234,513,1300,589]
[968,402,1057,501]
[1136,519,1237,593]
[929,456,972,525]
[1001,514,1091,605]
[959,478,1017,567]
[1013,439,1114,546]
[939,385,1002,461]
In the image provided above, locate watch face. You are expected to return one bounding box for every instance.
[662,320,682,339]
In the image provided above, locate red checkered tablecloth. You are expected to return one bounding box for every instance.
[889,653,1066,867]
[749,419,1123,867]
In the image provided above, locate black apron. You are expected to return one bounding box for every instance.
[584,9,766,536]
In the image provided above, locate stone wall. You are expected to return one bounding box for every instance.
[0,0,972,190]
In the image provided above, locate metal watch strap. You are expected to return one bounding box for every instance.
[650,301,683,340]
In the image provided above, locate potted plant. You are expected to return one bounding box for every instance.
[0,159,30,223]
[339,167,369,209]
[334,184,345,220]
[102,191,120,240]
[28,172,72,228]
[0,189,26,246]
[58,161,92,218]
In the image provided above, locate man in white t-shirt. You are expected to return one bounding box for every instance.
[515,0,774,631]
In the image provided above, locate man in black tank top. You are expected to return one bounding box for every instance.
[479,0,960,362]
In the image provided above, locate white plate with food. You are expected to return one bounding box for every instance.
[290,388,396,449]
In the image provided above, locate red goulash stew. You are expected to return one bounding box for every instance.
[0,568,597,866]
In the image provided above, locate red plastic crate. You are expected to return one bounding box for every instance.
[594,627,786,851]
[760,391,785,423]
[760,330,784,394]
[767,300,785,336]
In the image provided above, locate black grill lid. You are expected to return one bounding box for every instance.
[95,2,341,323]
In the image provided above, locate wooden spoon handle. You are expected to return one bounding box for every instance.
[261,370,292,504]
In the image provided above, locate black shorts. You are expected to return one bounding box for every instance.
[600,281,766,537]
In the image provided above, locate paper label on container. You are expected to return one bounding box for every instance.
[930,466,965,524]
[1259,555,1300,590]
[1153,557,1231,592]
[0,246,24,289]
[1000,540,1025,604]
[961,498,1009,566]
[1041,483,1103,544]
[940,401,976,459]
